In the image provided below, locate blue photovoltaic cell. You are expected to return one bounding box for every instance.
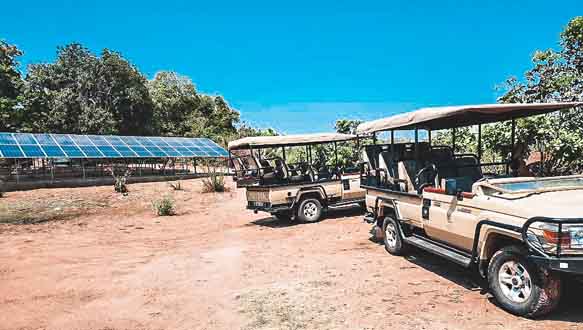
[13,134,37,145]
[0,145,24,157]
[35,134,57,145]
[135,137,155,146]
[146,146,167,157]
[87,135,110,146]
[114,146,137,157]
[61,145,85,157]
[120,136,142,146]
[174,147,191,156]
[105,136,125,146]
[0,132,227,159]
[0,133,16,145]
[51,134,75,145]
[129,146,152,157]
[159,146,181,156]
[96,146,121,157]
[71,135,94,146]
[79,146,103,157]
[21,145,46,157]
[42,146,66,157]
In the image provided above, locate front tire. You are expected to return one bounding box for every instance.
[297,198,323,223]
[382,217,407,255]
[488,245,561,318]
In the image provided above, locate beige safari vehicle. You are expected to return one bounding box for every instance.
[228,133,365,222]
[357,102,583,317]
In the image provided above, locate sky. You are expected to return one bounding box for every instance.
[2,0,582,134]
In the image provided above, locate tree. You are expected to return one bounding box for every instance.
[149,71,199,136]
[0,40,24,131]
[22,44,154,135]
[335,119,362,135]
[496,17,583,175]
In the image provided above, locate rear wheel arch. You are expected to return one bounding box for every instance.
[377,205,397,228]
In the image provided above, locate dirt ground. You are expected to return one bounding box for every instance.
[1,178,582,330]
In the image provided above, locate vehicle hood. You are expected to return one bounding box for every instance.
[487,189,583,219]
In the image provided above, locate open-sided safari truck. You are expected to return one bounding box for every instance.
[356,102,583,317]
[228,133,365,222]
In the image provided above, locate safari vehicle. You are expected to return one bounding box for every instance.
[228,133,366,222]
[357,102,583,317]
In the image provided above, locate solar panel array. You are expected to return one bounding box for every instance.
[0,133,229,159]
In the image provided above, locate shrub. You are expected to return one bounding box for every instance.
[169,181,182,191]
[202,172,227,193]
[0,179,4,198]
[108,167,132,194]
[152,195,175,216]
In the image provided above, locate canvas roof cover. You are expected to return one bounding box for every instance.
[356,102,582,134]
[228,133,357,150]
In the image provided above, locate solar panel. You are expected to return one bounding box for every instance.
[0,132,228,159]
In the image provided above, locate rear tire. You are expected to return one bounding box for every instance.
[382,217,407,255]
[488,245,562,318]
[297,198,323,223]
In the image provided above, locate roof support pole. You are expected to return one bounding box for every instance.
[334,141,339,172]
[390,130,395,166]
[452,128,457,153]
[414,128,419,173]
[428,130,432,147]
[282,146,286,162]
[373,132,377,145]
[51,159,54,183]
[15,159,19,184]
[477,124,482,162]
[308,145,313,165]
[510,118,516,176]
[82,159,86,180]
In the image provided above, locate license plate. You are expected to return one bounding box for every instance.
[249,201,268,207]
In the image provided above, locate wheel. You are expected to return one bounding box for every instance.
[297,198,323,223]
[488,245,562,318]
[382,217,407,255]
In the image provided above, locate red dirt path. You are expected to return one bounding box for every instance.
[0,178,581,330]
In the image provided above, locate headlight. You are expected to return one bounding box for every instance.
[536,224,583,254]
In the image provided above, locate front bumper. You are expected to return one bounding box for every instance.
[528,255,583,274]
[523,216,583,275]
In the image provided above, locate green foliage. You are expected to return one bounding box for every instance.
[21,44,154,135]
[109,167,132,194]
[335,119,362,135]
[0,40,24,132]
[496,16,583,175]
[152,195,175,216]
[202,163,228,193]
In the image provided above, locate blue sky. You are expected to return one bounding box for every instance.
[2,1,581,133]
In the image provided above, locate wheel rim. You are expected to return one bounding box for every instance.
[303,202,318,219]
[498,260,533,303]
[384,222,398,249]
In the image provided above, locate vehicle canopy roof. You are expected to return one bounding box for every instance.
[228,133,357,151]
[355,102,582,134]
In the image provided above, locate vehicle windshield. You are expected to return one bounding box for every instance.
[488,177,583,194]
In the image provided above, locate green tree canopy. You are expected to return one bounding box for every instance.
[0,40,24,131]
[22,44,154,135]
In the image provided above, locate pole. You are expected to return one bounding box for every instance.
[452,128,457,153]
[373,132,377,145]
[334,141,339,171]
[414,128,419,173]
[428,130,432,147]
[15,159,19,184]
[478,124,482,162]
[282,146,286,162]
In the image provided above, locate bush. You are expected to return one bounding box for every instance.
[152,195,175,216]
[0,180,4,198]
[202,172,227,193]
[108,167,132,194]
[169,181,183,191]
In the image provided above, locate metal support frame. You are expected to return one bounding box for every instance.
[477,124,482,161]
[452,128,457,153]
[334,141,339,171]
[428,130,432,147]
[414,128,419,172]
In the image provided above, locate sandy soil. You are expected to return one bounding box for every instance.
[1,178,582,330]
